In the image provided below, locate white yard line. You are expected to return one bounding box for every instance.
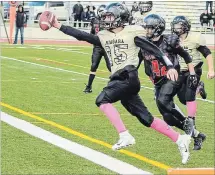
[1,44,93,48]
[1,112,152,175]
[2,56,214,104]
[2,56,107,81]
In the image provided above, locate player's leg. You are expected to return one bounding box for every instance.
[155,85,192,134]
[196,81,207,99]
[185,66,202,123]
[178,70,206,150]
[95,67,141,150]
[156,79,194,136]
[121,94,191,164]
[103,50,111,72]
[184,66,207,150]
[84,46,103,93]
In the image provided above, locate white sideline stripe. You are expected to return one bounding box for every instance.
[1,56,107,81]
[2,56,214,104]
[2,46,86,53]
[1,112,152,175]
[3,45,212,73]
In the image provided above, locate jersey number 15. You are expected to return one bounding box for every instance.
[105,44,128,66]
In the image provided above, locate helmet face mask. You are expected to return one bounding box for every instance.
[99,3,130,30]
[97,5,106,18]
[139,1,153,14]
[100,13,117,29]
[171,16,191,36]
[171,23,184,36]
[143,14,165,39]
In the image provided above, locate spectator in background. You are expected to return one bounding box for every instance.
[131,1,139,14]
[87,6,96,21]
[209,10,215,27]
[87,3,96,11]
[13,5,27,45]
[200,10,209,26]
[206,1,213,13]
[73,1,83,27]
[128,11,136,25]
[81,7,89,27]
[122,1,125,5]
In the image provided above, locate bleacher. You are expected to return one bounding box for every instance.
[122,1,214,33]
[153,1,213,31]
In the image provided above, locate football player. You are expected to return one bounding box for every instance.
[131,1,153,25]
[51,3,192,164]
[83,5,111,93]
[141,14,205,150]
[171,16,214,149]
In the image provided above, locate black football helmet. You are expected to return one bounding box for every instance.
[100,3,130,30]
[97,4,106,18]
[171,16,191,36]
[139,1,153,14]
[143,14,165,39]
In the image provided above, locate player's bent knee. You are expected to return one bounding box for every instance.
[185,94,196,102]
[95,91,111,107]
[157,97,168,110]
[178,97,186,105]
[163,113,175,126]
[136,112,154,127]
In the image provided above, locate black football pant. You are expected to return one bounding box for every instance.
[155,77,187,127]
[96,65,154,127]
[177,63,203,105]
[91,46,111,72]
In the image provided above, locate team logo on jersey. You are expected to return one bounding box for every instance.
[105,39,124,45]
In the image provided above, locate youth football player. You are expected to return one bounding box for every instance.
[50,3,192,164]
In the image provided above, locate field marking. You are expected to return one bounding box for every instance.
[141,85,215,104]
[4,44,212,75]
[36,57,109,73]
[1,56,108,81]
[2,46,149,81]
[2,56,214,104]
[1,102,171,171]
[1,44,93,48]
[35,57,150,81]
[3,45,91,55]
[1,80,108,85]
[29,112,162,117]
[1,112,151,175]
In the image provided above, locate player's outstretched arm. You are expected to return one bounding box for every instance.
[134,36,173,68]
[134,36,178,81]
[52,17,102,47]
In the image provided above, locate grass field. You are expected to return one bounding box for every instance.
[1,44,214,174]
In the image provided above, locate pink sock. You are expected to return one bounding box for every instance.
[100,103,126,133]
[186,101,197,118]
[150,118,179,142]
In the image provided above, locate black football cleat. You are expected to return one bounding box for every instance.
[197,81,207,99]
[83,85,92,93]
[183,118,194,136]
[193,133,206,150]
